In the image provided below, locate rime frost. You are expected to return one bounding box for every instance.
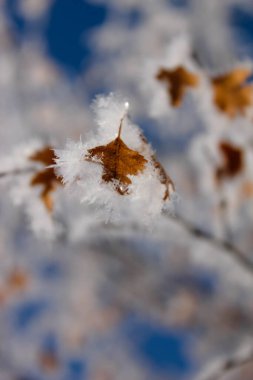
[0,140,64,239]
[55,94,175,225]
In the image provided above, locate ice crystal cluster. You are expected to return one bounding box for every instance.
[55,94,175,225]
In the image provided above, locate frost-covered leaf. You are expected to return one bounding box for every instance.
[212,68,253,118]
[55,94,175,225]
[38,351,59,372]
[86,123,147,195]
[6,268,29,292]
[156,65,199,107]
[29,146,62,212]
[216,141,244,182]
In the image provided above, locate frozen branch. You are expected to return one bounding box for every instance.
[196,344,253,380]
[0,167,35,179]
[168,213,253,277]
[0,162,253,281]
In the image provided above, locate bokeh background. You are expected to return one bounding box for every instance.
[1,1,253,380]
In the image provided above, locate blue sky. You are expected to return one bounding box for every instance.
[5,0,253,77]
[6,0,107,76]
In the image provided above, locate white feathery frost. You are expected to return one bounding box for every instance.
[0,140,64,240]
[55,94,175,225]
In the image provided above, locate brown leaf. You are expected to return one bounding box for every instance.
[39,351,59,372]
[156,65,199,107]
[241,181,253,199]
[0,288,6,306]
[29,146,62,212]
[86,139,147,195]
[85,121,147,195]
[216,141,244,183]
[6,268,29,292]
[212,68,253,118]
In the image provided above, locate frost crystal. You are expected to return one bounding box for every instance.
[55,94,175,225]
[1,140,64,239]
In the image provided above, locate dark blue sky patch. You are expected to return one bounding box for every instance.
[12,299,49,330]
[64,358,86,380]
[5,0,26,37]
[45,0,107,76]
[121,315,195,377]
[170,270,217,297]
[5,0,107,76]
[125,8,143,28]
[39,260,63,280]
[230,6,253,56]
[41,331,59,353]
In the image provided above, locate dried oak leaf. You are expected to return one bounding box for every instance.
[216,141,244,183]
[212,68,253,118]
[29,146,62,212]
[39,351,59,372]
[85,131,147,195]
[6,268,29,292]
[156,65,199,107]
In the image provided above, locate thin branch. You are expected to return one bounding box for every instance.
[197,346,253,380]
[168,213,253,277]
[0,164,253,279]
[0,167,35,179]
[92,212,253,281]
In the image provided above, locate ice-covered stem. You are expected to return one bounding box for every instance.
[0,161,252,277]
[0,158,251,277]
[117,101,129,139]
[196,345,253,380]
[0,167,35,178]
[115,101,129,176]
[86,211,253,281]
[168,213,253,277]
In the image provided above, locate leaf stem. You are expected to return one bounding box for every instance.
[0,167,35,178]
[117,105,128,140]
[115,106,129,180]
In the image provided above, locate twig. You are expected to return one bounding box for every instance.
[0,164,253,279]
[168,213,253,277]
[0,167,35,179]
[196,345,253,380]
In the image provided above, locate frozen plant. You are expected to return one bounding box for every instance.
[55,94,175,226]
[0,140,65,239]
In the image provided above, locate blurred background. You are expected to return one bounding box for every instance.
[1,1,253,379]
